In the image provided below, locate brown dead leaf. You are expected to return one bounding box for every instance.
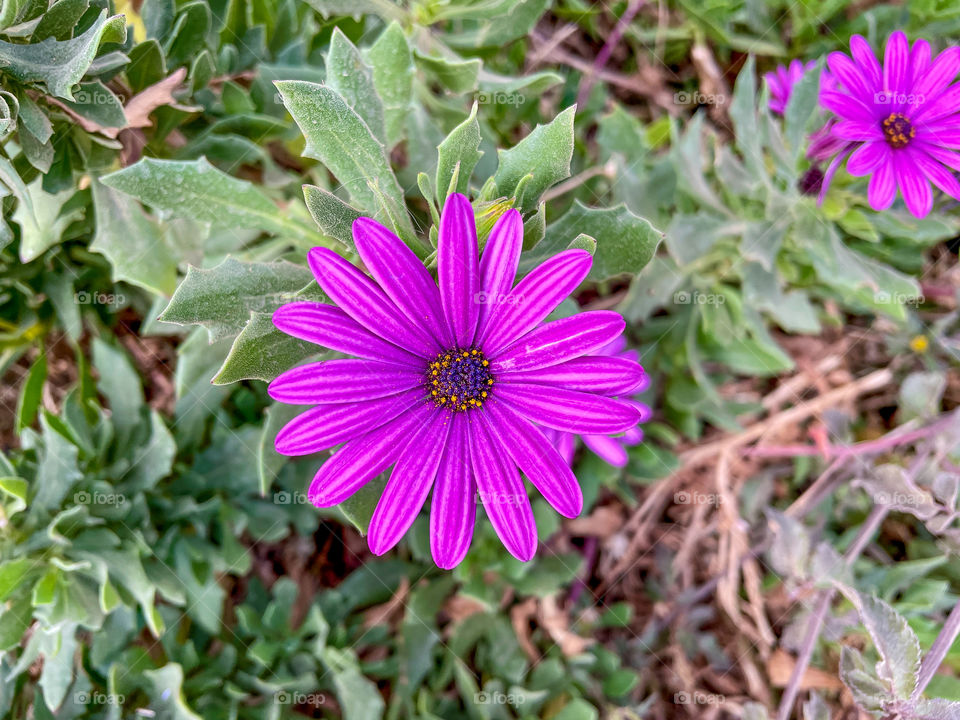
[105,67,192,139]
[539,595,593,657]
[566,504,624,539]
[767,649,843,691]
[510,598,539,662]
[443,594,487,624]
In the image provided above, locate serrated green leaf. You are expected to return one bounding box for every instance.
[849,591,921,700]
[61,80,126,129]
[326,27,386,143]
[302,184,361,249]
[0,10,125,99]
[160,257,318,341]
[366,21,412,147]
[436,101,482,204]
[214,312,324,384]
[494,106,575,214]
[528,201,662,280]
[101,157,321,247]
[90,179,179,296]
[275,80,425,255]
[13,175,82,262]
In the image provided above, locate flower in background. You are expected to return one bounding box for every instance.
[816,32,960,217]
[542,336,650,468]
[269,194,647,569]
[765,59,816,115]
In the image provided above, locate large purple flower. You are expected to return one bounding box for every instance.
[818,31,960,217]
[543,337,651,468]
[268,194,646,568]
[765,59,816,115]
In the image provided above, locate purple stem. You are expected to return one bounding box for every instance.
[575,0,645,108]
[915,598,960,698]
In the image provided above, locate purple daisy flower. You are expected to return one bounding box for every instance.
[818,31,960,217]
[765,59,816,115]
[542,337,651,468]
[268,194,646,568]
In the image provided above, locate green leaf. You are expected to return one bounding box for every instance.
[338,473,388,534]
[784,60,820,159]
[494,105,575,214]
[143,664,203,720]
[528,201,662,280]
[101,157,320,247]
[366,21,412,147]
[302,184,361,249]
[15,350,45,432]
[413,51,480,93]
[847,591,921,700]
[0,594,32,651]
[899,371,947,421]
[436,102,482,204]
[160,257,318,341]
[32,412,82,512]
[258,403,302,495]
[214,312,324,384]
[0,557,34,601]
[730,55,763,178]
[275,80,425,255]
[326,27,386,143]
[90,179,179,296]
[0,10,125,99]
[839,646,889,712]
[92,338,144,450]
[33,0,90,42]
[13,176,82,262]
[60,80,126,129]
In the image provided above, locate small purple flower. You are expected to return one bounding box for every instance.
[817,31,960,217]
[268,194,646,568]
[765,59,816,115]
[542,337,650,468]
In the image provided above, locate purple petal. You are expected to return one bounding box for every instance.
[867,155,897,210]
[470,413,537,562]
[438,193,480,346]
[623,426,644,444]
[831,119,882,141]
[909,38,932,89]
[478,249,593,351]
[367,411,451,555]
[352,217,450,346]
[850,35,882,89]
[915,47,960,103]
[915,84,960,123]
[497,356,647,396]
[819,91,877,124]
[275,390,422,455]
[430,413,476,569]
[308,402,431,506]
[894,152,934,217]
[307,248,439,357]
[582,435,629,467]
[491,311,625,373]
[883,31,909,97]
[273,303,423,368]
[826,52,874,101]
[846,141,887,176]
[817,146,852,206]
[496,383,642,434]
[483,399,582,517]
[477,209,523,336]
[916,140,960,170]
[268,359,421,404]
